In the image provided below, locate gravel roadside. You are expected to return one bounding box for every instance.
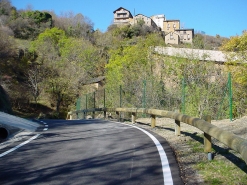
[128,116,247,184]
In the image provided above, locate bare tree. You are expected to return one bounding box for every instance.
[26,65,42,104]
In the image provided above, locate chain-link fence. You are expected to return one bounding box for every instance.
[75,72,232,120]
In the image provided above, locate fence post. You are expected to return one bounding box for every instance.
[120,85,122,107]
[142,80,147,118]
[203,115,212,160]
[76,98,81,119]
[182,77,186,114]
[104,111,107,119]
[93,92,96,119]
[85,94,88,118]
[142,80,146,108]
[151,115,156,128]
[132,112,136,124]
[175,110,181,136]
[103,89,106,119]
[104,89,106,108]
[228,72,233,121]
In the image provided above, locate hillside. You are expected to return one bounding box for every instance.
[1,0,246,120]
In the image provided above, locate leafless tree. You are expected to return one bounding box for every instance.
[26,65,42,104]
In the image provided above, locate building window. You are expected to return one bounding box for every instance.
[167,24,170,28]
[170,33,174,39]
[187,34,190,40]
[184,31,186,34]
[173,23,176,28]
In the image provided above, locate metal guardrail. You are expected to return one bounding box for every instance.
[67,107,247,164]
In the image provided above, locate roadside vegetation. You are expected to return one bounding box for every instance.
[1,0,247,184]
[0,0,236,119]
[0,0,246,121]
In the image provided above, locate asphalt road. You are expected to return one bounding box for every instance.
[0,119,183,185]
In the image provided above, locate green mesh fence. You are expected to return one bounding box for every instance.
[76,73,232,120]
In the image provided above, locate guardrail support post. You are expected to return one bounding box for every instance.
[203,115,212,160]
[175,110,181,136]
[151,115,156,128]
[116,111,120,122]
[175,120,181,136]
[104,111,107,120]
[132,112,136,124]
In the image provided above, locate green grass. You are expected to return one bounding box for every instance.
[186,137,247,185]
[187,139,204,153]
[196,160,247,185]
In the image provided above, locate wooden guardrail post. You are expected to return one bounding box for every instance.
[132,112,136,124]
[151,115,156,128]
[175,110,181,136]
[104,111,107,120]
[116,111,120,122]
[203,115,212,160]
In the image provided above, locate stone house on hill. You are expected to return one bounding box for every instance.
[163,20,180,33]
[175,29,194,44]
[130,14,158,29]
[113,7,133,25]
[165,32,180,45]
[81,76,105,93]
[150,14,166,31]
[112,7,194,45]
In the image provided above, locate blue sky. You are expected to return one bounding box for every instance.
[11,0,247,38]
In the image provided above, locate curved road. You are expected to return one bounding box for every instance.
[0,119,183,185]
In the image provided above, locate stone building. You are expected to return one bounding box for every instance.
[113,7,133,25]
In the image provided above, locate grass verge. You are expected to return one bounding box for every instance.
[187,135,247,185]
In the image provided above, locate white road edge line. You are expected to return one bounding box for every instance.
[121,123,174,185]
[0,134,40,158]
